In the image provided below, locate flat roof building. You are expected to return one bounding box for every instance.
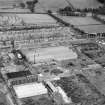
[22,46,78,63]
[6,70,38,86]
[13,82,48,98]
[6,70,32,79]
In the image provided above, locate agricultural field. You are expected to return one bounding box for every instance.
[0,8,30,12]
[0,13,58,26]
[33,0,102,12]
[78,25,105,33]
[56,16,102,26]
[57,15,105,34]
[68,0,102,9]
[16,14,57,25]
[0,0,102,12]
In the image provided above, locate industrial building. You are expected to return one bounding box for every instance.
[22,46,78,63]
[13,82,48,99]
[5,70,38,86]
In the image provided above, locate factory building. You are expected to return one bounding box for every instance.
[6,70,38,86]
[13,82,48,99]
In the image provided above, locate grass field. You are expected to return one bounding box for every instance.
[67,0,102,9]
[16,14,57,25]
[0,0,102,12]
[56,16,102,26]
[78,25,105,33]
[57,15,105,33]
[0,13,57,26]
[36,0,102,12]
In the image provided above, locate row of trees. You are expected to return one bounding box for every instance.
[92,14,105,24]
[59,5,105,15]
[59,10,86,17]
[98,0,105,3]
[19,0,38,13]
[76,6,105,14]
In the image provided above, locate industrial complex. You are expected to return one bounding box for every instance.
[0,0,105,105]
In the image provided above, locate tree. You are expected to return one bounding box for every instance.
[19,3,25,9]
[0,103,5,105]
[26,0,38,13]
[23,98,35,105]
[98,0,105,3]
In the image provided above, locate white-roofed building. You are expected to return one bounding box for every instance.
[23,46,78,63]
[13,82,48,99]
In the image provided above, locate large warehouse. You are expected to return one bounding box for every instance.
[22,46,78,63]
[13,82,48,99]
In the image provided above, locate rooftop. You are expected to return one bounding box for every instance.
[13,82,48,98]
[22,46,78,63]
[6,70,32,79]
